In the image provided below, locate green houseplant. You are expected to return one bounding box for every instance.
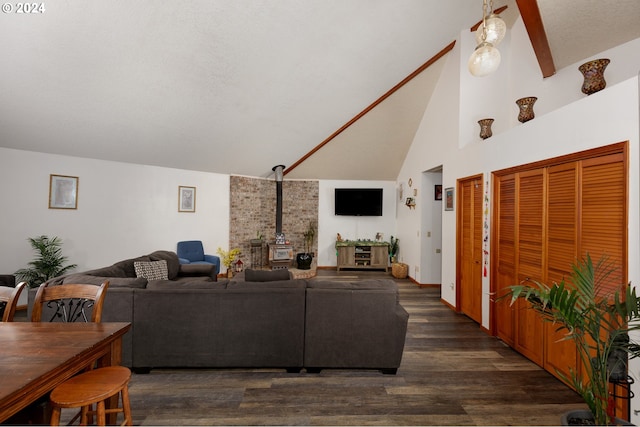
[389,236,399,263]
[505,254,640,425]
[250,230,264,246]
[15,235,77,288]
[296,222,315,270]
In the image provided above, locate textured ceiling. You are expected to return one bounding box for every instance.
[1,1,638,180]
[537,0,640,71]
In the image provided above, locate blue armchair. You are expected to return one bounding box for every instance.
[176,241,220,276]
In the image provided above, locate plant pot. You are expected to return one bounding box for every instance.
[560,409,633,426]
[227,269,233,278]
[296,253,313,270]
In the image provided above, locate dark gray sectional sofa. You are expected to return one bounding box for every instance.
[30,251,409,374]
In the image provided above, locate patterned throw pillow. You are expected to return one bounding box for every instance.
[134,260,169,281]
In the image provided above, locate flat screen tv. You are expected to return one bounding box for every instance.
[334,188,383,216]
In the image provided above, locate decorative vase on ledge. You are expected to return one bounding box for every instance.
[515,97,537,123]
[477,118,494,139]
[578,58,610,95]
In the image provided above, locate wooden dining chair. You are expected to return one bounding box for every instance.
[31,281,133,426]
[31,281,109,322]
[0,281,27,322]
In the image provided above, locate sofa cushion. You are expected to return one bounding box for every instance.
[227,279,306,289]
[62,274,148,289]
[148,250,181,280]
[179,263,216,280]
[0,275,15,287]
[111,256,151,278]
[244,268,291,282]
[146,280,228,290]
[85,263,130,278]
[306,279,396,290]
[134,260,169,281]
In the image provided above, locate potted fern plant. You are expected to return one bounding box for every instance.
[15,235,77,288]
[505,254,640,425]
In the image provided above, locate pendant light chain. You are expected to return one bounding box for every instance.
[481,0,488,43]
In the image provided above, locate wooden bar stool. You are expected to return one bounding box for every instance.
[49,366,132,426]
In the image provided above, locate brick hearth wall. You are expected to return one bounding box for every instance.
[229,176,319,269]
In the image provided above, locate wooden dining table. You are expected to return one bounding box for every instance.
[0,321,131,423]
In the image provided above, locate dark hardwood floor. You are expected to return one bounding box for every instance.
[117,269,584,426]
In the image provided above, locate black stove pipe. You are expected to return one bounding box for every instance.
[272,165,285,234]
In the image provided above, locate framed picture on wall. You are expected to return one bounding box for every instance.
[434,185,442,201]
[49,174,78,209]
[178,186,196,212]
[444,187,454,211]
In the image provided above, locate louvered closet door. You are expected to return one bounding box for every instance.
[494,174,516,346]
[544,162,578,382]
[514,169,545,367]
[581,153,626,291]
[491,144,627,413]
[581,153,628,421]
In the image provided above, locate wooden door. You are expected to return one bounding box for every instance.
[459,176,483,324]
[580,153,626,289]
[544,162,579,380]
[490,143,628,417]
[493,174,516,345]
[580,153,628,420]
[514,169,545,366]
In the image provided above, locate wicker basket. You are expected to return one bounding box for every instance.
[391,262,408,279]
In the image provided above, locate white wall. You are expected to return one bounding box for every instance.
[0,148,230,276]
[317,180,397,267]
[399,16,640,300]
[420,171,442,285]
[396,38,461,287]
[396,15,640,421]
[0,148,397,274]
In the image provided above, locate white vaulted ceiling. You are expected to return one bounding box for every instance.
[1,1,638,180]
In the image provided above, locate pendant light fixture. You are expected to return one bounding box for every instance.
[468,0,506,77]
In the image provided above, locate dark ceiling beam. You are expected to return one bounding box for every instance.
[284,40,457,177]
[516,0,556,78]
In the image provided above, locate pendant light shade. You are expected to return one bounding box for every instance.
[468,0,505,77]
[475,13,506,46]
[468,42,501,77]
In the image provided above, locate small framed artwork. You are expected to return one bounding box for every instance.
[435,185,443,201]
[444,187,454,211]
[178,186,196,212]
[49,174,78,209]
[405,197,416,209]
